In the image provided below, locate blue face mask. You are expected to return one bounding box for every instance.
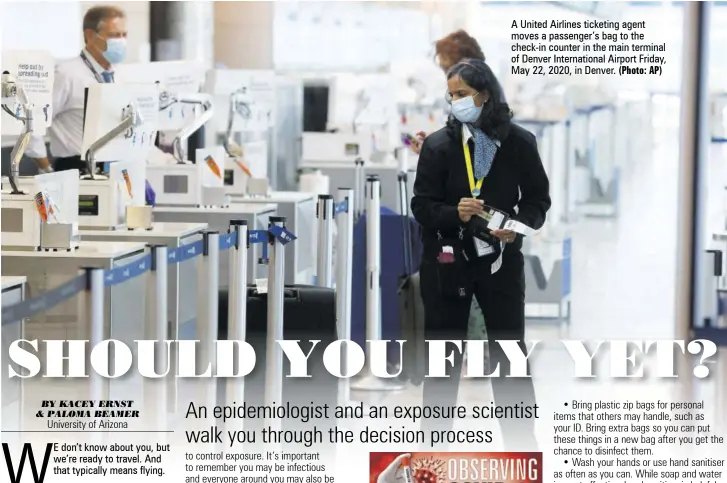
[102,38,126,64]
[451,94,483,123]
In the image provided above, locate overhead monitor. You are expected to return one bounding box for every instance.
[80,83,160,163]
[0,50,55,137]
[303,84,330,132]
[114,60,207,131]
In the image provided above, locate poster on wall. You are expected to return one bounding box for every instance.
[1,50,55,137]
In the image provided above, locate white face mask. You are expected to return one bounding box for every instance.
[450,94,483,124]
[96,32,127,64]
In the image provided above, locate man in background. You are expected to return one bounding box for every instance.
[410,29,486,154]
[435,29,486,73]
[26,5,128,173]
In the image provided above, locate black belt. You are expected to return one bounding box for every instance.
[53,156,86,174]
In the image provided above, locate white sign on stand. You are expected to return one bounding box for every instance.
[206,69,277,132]
[80,83,160,164]
[35,170,79,226]
[115,61,207,131]
[0,50,55,137]
[241,140,268,179]
[1,170,81,249]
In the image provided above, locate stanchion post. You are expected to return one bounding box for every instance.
[354,158,364,220]
[86,267,106,401]
[366,176,382,344]
[84,266,105,443]
[702,249,726,431]
[265,217,286,430]
[336,188,354,406]
[676,1,710,406]
[145,245,169,433]
[197,231,220,411]
[398,147,409,175]
[227,220,248,417]
[397,170,414,280]
[700,250,722,327]
[316,194,334,288]
[351,176,404,391]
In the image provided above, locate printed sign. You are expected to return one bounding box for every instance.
[34,190,60,223]
[1,50,55,137]
[115,61,207,131]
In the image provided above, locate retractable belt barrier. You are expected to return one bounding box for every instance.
[2,222,298,433]
[314,189,355,406]
[316,194,351,289]
[1,227,296,324]
[316,194,353,291]
[350,175,404,392]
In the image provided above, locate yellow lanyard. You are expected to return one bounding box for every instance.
[463,137,483,197]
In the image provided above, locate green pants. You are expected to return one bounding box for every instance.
[467,297,488,340]
[465,297,489,371]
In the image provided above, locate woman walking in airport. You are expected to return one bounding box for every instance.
[411,59,550,451]
[412,29,491,369]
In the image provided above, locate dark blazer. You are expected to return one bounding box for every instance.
[411,121,551,262]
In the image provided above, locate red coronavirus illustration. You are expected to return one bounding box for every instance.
[411,456,446,483]
[413,468,437,483]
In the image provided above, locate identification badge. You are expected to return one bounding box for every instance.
[475,206,508,231]
[473,238,494,257]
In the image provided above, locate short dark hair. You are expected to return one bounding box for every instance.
[446,59,512,141]
[435,30,485,64]
[83,5,125,32]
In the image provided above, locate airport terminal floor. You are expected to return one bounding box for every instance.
[1,0,727,479]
